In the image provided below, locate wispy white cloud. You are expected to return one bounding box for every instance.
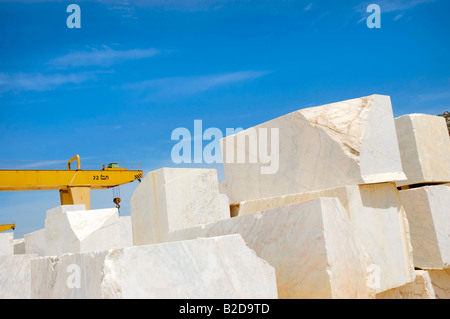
[49,47,159,68]
[0,71,103,93]
[0,0,235,12]
[394,14,403,21]
[356,0,436,13]
[122,71,268,99]
[121,0,235,11]
[304,3,312,11]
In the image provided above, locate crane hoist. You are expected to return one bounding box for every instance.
[0,155,143,210]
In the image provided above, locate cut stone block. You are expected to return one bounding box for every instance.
[24,229,46,256]
[0,232,13,256]
[220,94,406,204]
[46,204,86,218]
[13,238,25,255]
[45,208,120,256]
[119,216,133,248]
[235,182,415,293]
[31,235,277,299]
[376,270,436,299]
[428,269,450,299]
[399,185,450,269]
[395,114,450,187]
[170,198,369,299]
[0,254,38,299]
[131,168,229,246]
[219,194,231,218]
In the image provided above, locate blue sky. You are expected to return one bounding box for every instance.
[1,0,449,237]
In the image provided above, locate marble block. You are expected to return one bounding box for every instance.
[24,229,46,256]
[119,216,133,248]
[31,235,278,299]
[220,94,406,204]
[45,208,120,256]
[399,185,450,269]
[428,269,450,299]
[0,254,38,299]
[131,168,229,246]
[395,114,450,187]
[46,204,86,218]
[376,270,436,299]
[170,198,369,299]
[235,182,415,293]
[0,232,13,256]
[219,194,231,218]
[13,238,25,255]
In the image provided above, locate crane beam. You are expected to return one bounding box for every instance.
[0,155,143,210]
[0,224,15,232]
[0,168,143,191]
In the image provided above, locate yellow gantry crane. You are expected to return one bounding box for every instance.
[0,224,15,232]
[0,155,143,210]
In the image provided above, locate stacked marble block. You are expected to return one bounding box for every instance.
[0,204,129,298]
[376,114,450,299]
[1,94,448,299]
[223,97,450,299]
[131,94,449,299]
[0,172,276,299]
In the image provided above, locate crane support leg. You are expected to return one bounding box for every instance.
[60,187,91,210]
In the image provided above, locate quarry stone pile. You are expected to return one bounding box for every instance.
[1,94,449,299]
[234,182,415,293]
[31,235,277,299]
[170,198,370,299]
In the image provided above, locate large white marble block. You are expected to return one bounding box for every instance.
[13,238,25,255]
[46,204,86,218]
[376,270,436,299]
[45,208,120,256]
[0,232,13,256]
[395,114,450,187]
[399,185,450,269]
[131,168,229,246]
[31,235,278,299]
[170,198,370,299]
[235,182,415,293]
[428,269,450,299]
[119,216,133,248]
[0,254,38,299]
[24,229,46,256]
[220,95,406,204]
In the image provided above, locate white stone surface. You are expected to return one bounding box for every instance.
[220,94,406,204]
[395,114,450,187]
[46,204,86,218]
[31,235,277,299]
[219,194,231,218]
[13,238,25,255]
[131,168,229,246]
[428,269,450,299]
[236,182,415,293]
[24,229,46,256]
[0,232,13,256]
[119,216,133,248]
[170,198,369,299]
[45,208,120,256]
[0,254,38,299]
[399,185,450,269]
[376,270,436,299]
